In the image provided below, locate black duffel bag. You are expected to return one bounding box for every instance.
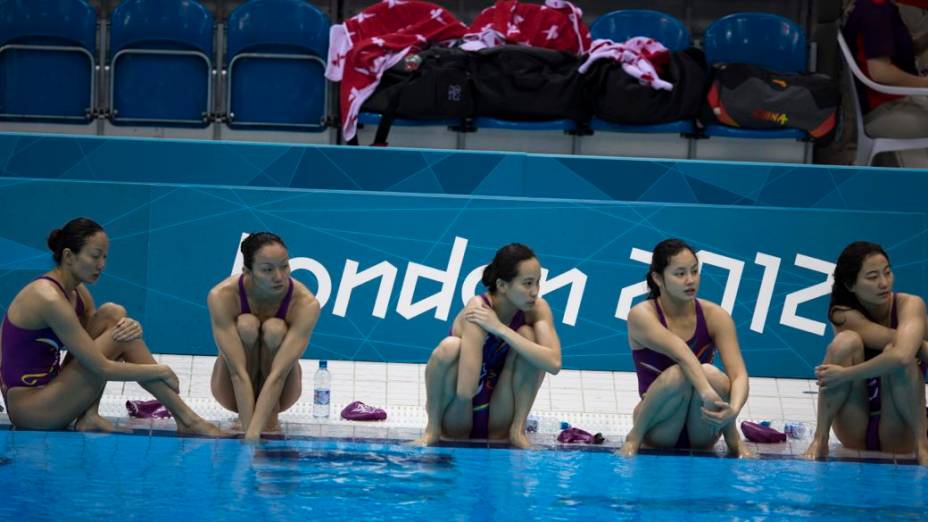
[360,46,474,145]
[470,45,587,121]
[584,48,707,125]
[705,63,839,139]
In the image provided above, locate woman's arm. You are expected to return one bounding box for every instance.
[822,296,926,385]
[208,286,258,432]
[704,304,749,425]
[245,295,321,440]
[627,302,723,406]
[39,287,173,385]
[465,298,561,374]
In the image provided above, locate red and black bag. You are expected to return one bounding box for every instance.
[706,63,838,139]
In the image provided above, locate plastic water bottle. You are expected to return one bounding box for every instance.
[313,360,331,419]
[784,422,807,440]
[526,414,539,433]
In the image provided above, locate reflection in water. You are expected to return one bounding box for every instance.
[252,447,456,501]
[551,494,928,519]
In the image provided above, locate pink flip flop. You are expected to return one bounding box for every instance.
[557,427,605,444]
[340,401,387,421]
[126,399,172,419]
[740,421,786,443]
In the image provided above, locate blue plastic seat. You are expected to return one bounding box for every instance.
[590,9,691,52]
[226,0,330,130]
[704,13,807,74]
[586,10,694,148]
[472,118,576,132]
[109,0,214,126]
[702,13,808,140]
[0,0,97,122]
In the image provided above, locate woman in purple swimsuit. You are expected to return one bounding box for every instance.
[415,243,562,448]
[803,241,928,465]
[208,232,320,441]
[619,239,750,457]
[0,217,221,435]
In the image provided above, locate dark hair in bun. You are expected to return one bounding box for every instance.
[47,217,104,265]
[241,232,287,270]
[481,243,536,293]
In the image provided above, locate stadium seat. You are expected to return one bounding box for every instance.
[109,0,214,126]
[0,0,97,122]
[225,0,329,131]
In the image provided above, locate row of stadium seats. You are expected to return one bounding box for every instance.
[0,0,328,130]
[0,0,813,162]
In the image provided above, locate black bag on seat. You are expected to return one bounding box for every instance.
[583,48,707,125]
[705,63,839,139]
[360,47,474,145]
[470,45,587,121]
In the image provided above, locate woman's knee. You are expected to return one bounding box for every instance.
[656,365,695,400]
[94,303,126,328]
[236,314,260,346]
[662,364,690,388]
[261,318,288,351]
[516,325,536,343]
[702,364,731,397]
[430,337,461,366]
[826,331,864,363]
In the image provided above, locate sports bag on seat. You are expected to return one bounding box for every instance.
[706,63,838,139]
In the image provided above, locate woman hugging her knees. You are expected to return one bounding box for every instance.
[619,239,750,457]
[0,217,222,436]
[208,232,321,441]
[803,241,928,465]
[415,243,562,448]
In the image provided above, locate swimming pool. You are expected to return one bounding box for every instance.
[0,429,925,521]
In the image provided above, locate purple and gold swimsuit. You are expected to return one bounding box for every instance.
[862,294,928,451]
[632,298,716,449]
[238,275,294,320]
[465,293,526,440]
[1,276,84,393]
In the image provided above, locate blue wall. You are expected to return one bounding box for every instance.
[0,133,925,378]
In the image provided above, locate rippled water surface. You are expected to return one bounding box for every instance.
[1,430,927,520]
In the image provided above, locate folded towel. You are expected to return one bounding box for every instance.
[126,399,172,419]
[557,427,605,444]
[340,401,387,421]
[740,421,786,443]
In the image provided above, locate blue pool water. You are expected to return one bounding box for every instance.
[1,429,926,521]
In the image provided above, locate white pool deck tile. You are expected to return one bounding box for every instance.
[1,354,926,463]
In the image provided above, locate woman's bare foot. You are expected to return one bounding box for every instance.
[509,428,532,449]
[264,415,282,433]
[177,417,227,437]
[411,429,442,446]
[727,443,754,459]
[917,444,928,466]
[802,438,829,460]
[75,413,131,433]
[618,434,642,457]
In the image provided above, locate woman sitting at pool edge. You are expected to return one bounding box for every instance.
[620,239,750,457]
[0,217,222,436]
[415,243,562,448]
[803,241,928,465]
[208,232,321,441]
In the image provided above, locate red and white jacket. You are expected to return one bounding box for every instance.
[326,1,467,141]
[462,0,591,53]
